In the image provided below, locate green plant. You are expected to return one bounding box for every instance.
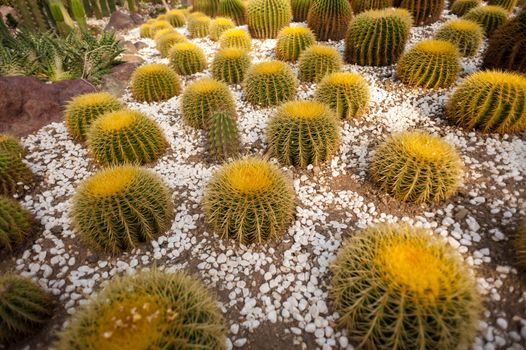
[243,60,298,106]
[131,63,182,103]
[0,134,25,157]
[219,28,252,50]
[166,9,186,27]
[153,28,175,42]
[71,165,173,253]
[149,20,173,38]
[140,21,154,38]
[212,47,251,84]
[463,5,508,36]
[298,44,343,83]
[450,0,481,16]
[182,77,237,129]
[488,0,517,11]
[344,8,412,66]
[209,17,236,41]
[207,111,240,161]
[168,42,207,75]
[331,224,482,350]
[291,0,312,22]
[48,0,76,36]
[275,26,316,62]
[399,0,444,26]
[247,0,292,39]
[307,0,352,41]
[0,196,32,250]
[193,0,220,17]
[352,0,391,14]
[218,0,247,25]
[446,70,526,133]
[203,157,295,243]
[0,274,53,345]
[0,151,32,196]
[434,19,483,57]
[315,72,370,119]
[156,31,187,57]
[188,15,211,38]
[70,0,88,32]
[513,220,526,268]
[11,0,50,32]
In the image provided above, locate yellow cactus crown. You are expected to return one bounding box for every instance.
[467,70,526,86]
[281,26,311,35]
[135,63,173,75]
[213,17,234,25]
[445,19,482,31]
[218,47,246,58]
[324,72,366,86]
[279,101,330,119]
[84,166,138,197]
[96,110,140,132]
[190,78,225,93]
[222,28,249,38]
[395,131,458,163]
[252,61,286,74]
[225,159,274,193]
[69,92,118,107]
[308,44,340,56]
[173,42,198,51]
[414,39,459,55]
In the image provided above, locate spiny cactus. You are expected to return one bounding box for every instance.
[352,0,392,14]
[153,28,175,42]
[219,28,252,50]
[131,64,182,103]
[446,71,526,133]
[434,19,483,57]
[315,72,370,120]
[243,60,298,106]
[345,8,412,66]
[188,15,211,38]
[55,270,226,350]
[209,17,236,41]
[11,0,50,32]
[203,157,295,243]
[212,48,251,84]
[247,0,292,39]
[307,0,353,41]
[207,111,241,161]
[514,220,526,269]
[149,20,173,39]
[0,274,53,345]
[275,26,316,62]
[298,44,343,83]
[156,31,188,57]
[193,0,221,17]
[463,5,508,36]
[139,20,156,38]
[168,42,208,75]
[488,0,518,11]
[291,0,312,22]
[166,9,186,27]
[64,92,124,142]
[0,151,33,196]
[331,224,482,350]
[0,196,32,250]
[399,0,445,25]
[267,101,341,167]
[218,0,247,25]
[371,131,463,203]
[0,134,25,157]
[450,0,481,16]
[182,77,237,129]
[72,166,173,254]
[396,39,460,89]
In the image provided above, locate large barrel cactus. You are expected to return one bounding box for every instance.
[247,0,292,38]
[307,0,352,41]
[399,0,445,25]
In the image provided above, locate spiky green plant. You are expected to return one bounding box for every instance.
[275,26,316,62]
[344,8,412,66]
[488,0,517,11]
[291,0,312,21]
[0,274,53,345]
[149,20,174,39]
[153,28,175,42]
[307,0,353,41]
[450,0,481,16]
[70,0,88,32]
[140,21,155,38]
[212,48,251,84]
[209,17,236,41]
[168,42,207,76]
[193,0,221,17]
[513,220,526,269]
[434,19,483,57]
[446,71,526,133]
[55,270,226,350]
[131,64,182,103]
[352,0,391,14]
[182,77,237,129]
[463,5,508,36]
[0,151,32,196]
[399,0,444,25]
[219,28,252,50]
[203,157,295,243]
[207,111,240,161]
[156,31,188,57]
[0,134,25,157]
[188,15,211,38]
[331,224,482,350]
[243,60,298,106]
[298,44,343,83]
[247,0,292,39]
[11,0,50,32]
[218,0,247,25]
[315,72,370,120]
[0,196,32,250]
[72,166,173,253]
[166,9,186,27]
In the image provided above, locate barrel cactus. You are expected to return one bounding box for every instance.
[207,111,241,161]
[193,0,221,17]
[153,28,175,42]
[399,0,445,25]
[218,0,247,25]
[149,20,173,38]
[291,0,312,22]
[352,0,391,14]
[140,21,154,38]
[131,64,182,103]
[307,0,352,41]
[488,0,518,11]
[463,5,508,36]
[434,19,483,57]
[0,196,32,250]
[209,17,236,41]
[156,31,187,57]
[450,0,481,16]
[168,42,208,75]
[212,48,251,84]
[188,15,211,38]
[219,28,252,50]
[243,60,298,106]
[166,9,186,27]
[0,134,25,157]
[247,0,291,38]
[514,220,526,268]
[0,151,33,196]
[275,26,316,62]
[298,44,343,83]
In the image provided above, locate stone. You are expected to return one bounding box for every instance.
[122,54,144,64]
[100,62,140,98]
[104,10,144,31]
[134,41,148,50]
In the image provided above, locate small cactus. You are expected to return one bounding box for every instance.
[209,17,236,41]
[166,9,186,27]
[131,64,182,103]
[450,0,481,16]
[156,31,188,57]
[399,0,445,26]
[219,28,252,50]
[139,20,155,38]
[149,20,173,39]
[212,48,251,84]
[247,0,292,39]
[0,196,32,250]
[488,0,518,11]
[434,19,483,57]
[188,15,211,38]
[0,134,25,157]
[153,28,175,42]
[275,26,316,62]
[168,42,208,75]
[352,0,392,14]
[298,44,343,83]
[243,60,298,106]
[513,220,526,269]
[0,151,32,196]
[193,0,221,17]
[307,0,353,41]
[218,0,247,25]
[291,0,312,22]
[207,111,241,161]
[463,5,508,36]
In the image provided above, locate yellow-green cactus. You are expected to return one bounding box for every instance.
[131,64,182,103]
[243,60,298,106]
[209,17,236,41]
[212,48,251,84]
[247,0,292,38]
[168,42,207,75]
[219,28,252,50]
[434,19,483,57]
[298,44,343,83]
[275,26,316,62]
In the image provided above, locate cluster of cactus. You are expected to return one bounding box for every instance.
[275,26,316,62]
[153,28,174,42]
[398,0,445,26]
[156,31,187,57]
[315,72,370,119]
[207,111,241,161]
[72,165,173,253]
[446,71,526,133]
[188,15,211,38]
[218,0,247,25]
[0,148,32,196]
[331,224,482,350]
[463,5,508,36]
[291,0,312,22]
[0,196,32,250]
[243,60,298,106]
[488,0,518,11]
[212,48,251,84]
[450,0,481,16]
[434,19,483,57]
[0,134,25,157]
[55,270,226,350]
[345,8,412,66]
[193,0,220,17]
[140,19,156,38]
[352,0,392,14]
[307,0,352,41]
[209,17,236,41]
[149,20,174,39]
[396,39,460,89]
[168,42,208,75]
[182,77,237,129]
[166,9,186,27]
[514,220,526,269]
[203,157,295,243]
[219,28,252,50]
[298,44,343,83]
[370,131,463,203]
[267,101,341,167]
[247,0,292,39]
[131,64,181,103]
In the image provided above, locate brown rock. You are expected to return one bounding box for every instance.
[134,41,148,50]
[100,62,140,97]
[105,10,144,31]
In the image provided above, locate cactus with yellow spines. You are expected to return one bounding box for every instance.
[182,77,237,129]
[209,17,236,41]
[0,134,25,157]
[156,31,188,57]
[399,0,444,25]
[331,224,482,350]
[488,0,517,11]
[275,26,316,62]
[71,166,173,254]
[451,0,481,16]
[168,42,208,75]
[513,220,526,268]
[434,19,483,57]
[345,8,412,66]
[352,0,392,14]
[0,196,32,250]
[463,5,508,36]
[243,60,298,106]
[291,0,312,21]
[219,28,252,50]
[307,0,352,41]
[247,0,292,39]
[149,20,173,39]
[207,111,241,161]
[166,9,186,27]
[218,0,247,25]
[189,15,211,38]
[203,157,295,244]
[193,0,221,17]
[212,48,251,84]
[446,71,526,133]
[298,44,343,83]
[0,151,32,196]
[153,28,174,41]
[315,72,370,120]
[139,19,156,38]
[131,64,182,103]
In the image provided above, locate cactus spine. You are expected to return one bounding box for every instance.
[275,26,316,62]
[247,0,292,39]
[0,134,25,157]
[0,196,32,250]
[168,42,208,75]
[209,17,236,41]
[218,0,247,25]
[212,48,251,84]
[463,5,508,36]
[488,0,518,11]
[399,0,445,25]
[307,0,352,41]
[450,0,481,16]
[188,15,211,38]
[352,0,392,14]
[219,28,252,50]
[207,111,241,161]
[243,60,298,106]
[298,44,343,83]
[291,0,312,22]
[156,31,188,57]
[434,19,483,57]
[131,64,182,103]
[0,150,33,196]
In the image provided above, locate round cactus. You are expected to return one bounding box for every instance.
[399,0,445,26]
[139,22,153,38]
[55,270,226,350]
[153,28,175,42]
[212,48,251,84]
[218,0,247,25]
[203,157,295,244]
[64,92,124,142]
[450,0,481,16]
[156,31,187,57]
[247,0,292,39]
[315,72,370,119]
[298,44,343,83]
[434,19,483,57]
[345,8,412,66]
[188,15,211,38]
[168,42,207,75]
[166,9,186,27]
[331,224,482,350]
[87,109,167,166]
[243,60,298,106]
[396,39,460,89]
[131,64,182,103]
[307,0,352,41]
[209,17,236,41]
[513,220,526,269]
[0,196,32,250]
[149,20,173,38]
[0,151,32,196]
[207,111,241,161]
[72,166,173,254]
[0,274,53,345]
[267,101,341,167]
[0,134,25,157]
[193,0,220,17]
[275,26,316,62]
[446,71,526,133]
[488,0,517,11]
[352,0,391,14]
[219,28,252,50]
[370,131,463,203]
[291,0,312,22]
[463,5,508,36]
[182,77,237,129]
